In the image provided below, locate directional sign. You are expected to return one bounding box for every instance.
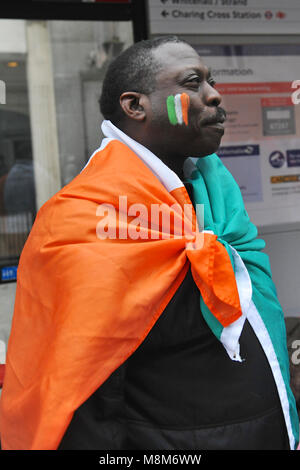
[1,266,17,283]
[148,0,300,35]
[34,0,131,3]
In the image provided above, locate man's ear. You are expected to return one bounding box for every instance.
[119,92,148,122]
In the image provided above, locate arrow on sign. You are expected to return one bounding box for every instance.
[276,11,286,19]
[161,10,169,17]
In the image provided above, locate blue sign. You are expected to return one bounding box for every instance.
[287,149,300,167]
[269,151,285,168]
[1,266,17,282]
[218,144,259,158]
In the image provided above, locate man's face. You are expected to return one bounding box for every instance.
[146,42,226,159]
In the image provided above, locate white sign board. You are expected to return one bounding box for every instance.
[148,0,300,35]
[193,43,300,228]
[0,20,27,54]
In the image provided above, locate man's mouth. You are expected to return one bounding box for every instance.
[203,120,225,131]
[202,108,227,132]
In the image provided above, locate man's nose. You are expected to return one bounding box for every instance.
[203,82,222,107]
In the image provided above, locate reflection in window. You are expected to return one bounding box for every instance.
[0,19,133,278]
[48,21,133,184]
[0,57,36,267]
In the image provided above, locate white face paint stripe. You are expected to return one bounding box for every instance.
[174,94,183,125]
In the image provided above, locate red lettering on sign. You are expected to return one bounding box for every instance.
[216,82,293,95]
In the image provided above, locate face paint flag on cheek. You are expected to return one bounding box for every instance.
[167,93,190,126]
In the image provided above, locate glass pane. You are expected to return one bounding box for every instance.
[0,19,133,281]
[0,17,134,380]
[0,21,36,276]
[48,20,134,186]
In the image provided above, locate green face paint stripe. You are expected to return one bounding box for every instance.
[166,95,178,125]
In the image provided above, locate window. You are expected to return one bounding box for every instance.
[0,22,35,277]
[0,18,133,282]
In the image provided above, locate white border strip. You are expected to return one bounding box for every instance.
[101,120,184,192]
[220,247,252,362]
[247,300,295,450]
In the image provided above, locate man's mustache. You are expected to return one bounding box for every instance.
[202,107,227,126]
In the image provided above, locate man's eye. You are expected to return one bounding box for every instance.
[186,76,201,84]
[207,77,216,88]
[185,76,216,88]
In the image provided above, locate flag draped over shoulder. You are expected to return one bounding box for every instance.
[0,120,298,450]
[0,136,242,450]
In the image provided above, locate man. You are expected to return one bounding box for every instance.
[0,36,299,450]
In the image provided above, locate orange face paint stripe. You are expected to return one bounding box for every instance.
[180,92,190,126]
